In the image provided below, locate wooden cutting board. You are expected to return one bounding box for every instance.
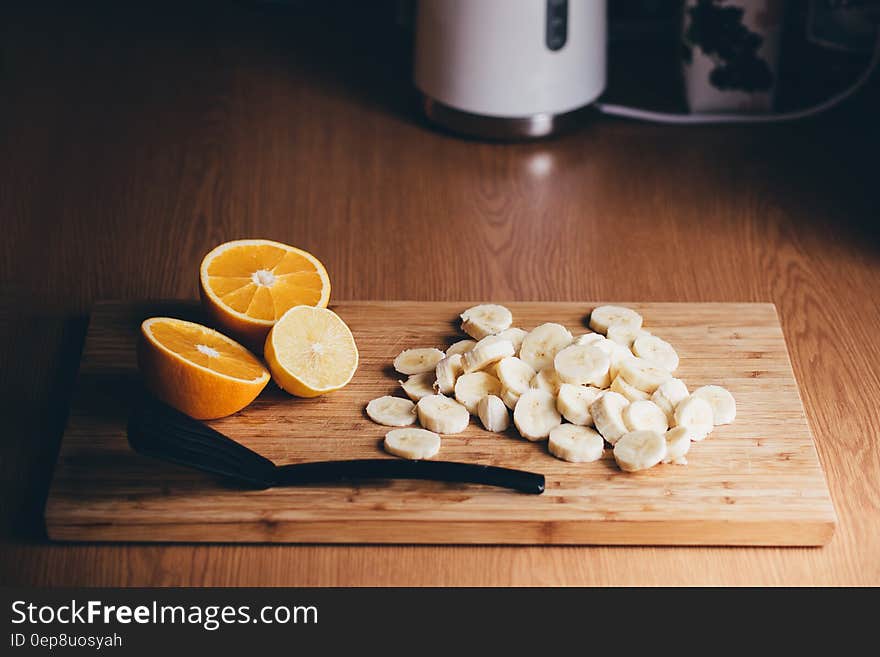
[45,301,836,545]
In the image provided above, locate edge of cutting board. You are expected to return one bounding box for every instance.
[45,517,836,546]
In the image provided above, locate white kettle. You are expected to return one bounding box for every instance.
[413,0,607,139]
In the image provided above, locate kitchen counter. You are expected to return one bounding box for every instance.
[2,2,878,586]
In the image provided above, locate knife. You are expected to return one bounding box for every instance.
[127,395,545,494]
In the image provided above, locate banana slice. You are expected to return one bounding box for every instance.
[399,372,435,401]
[484,361,502,379]
[610,375,650,402]
[496,356,536,395]
[434,353,464,395]
[416,394,470,434]
[589,391,630,444]
[548,424,605,463]
[393,347,445,375]
[494,327,528,356]
[692,385,736,425]
[593,370,612,390]
[622,400,669,433]
[500,387,521,411]
[589,305,643,335]
[573,332,603,347]
[460,304,513,340]
[530,367,563,396]
[586,336,615,355]
[454,371,502,414]
[477,395,510,432]
[618,357,672,393]
[613,430,667,472]
[553,344,611,387]
[662,426,693,464]
[519,323,573,372]
[462,335,515,373]
[608,342,633,381]
[513,389,561,441]
[446,339,477,357]
[632,334,679,372]
[607,324,648,348]
[586,337,629,381]
[556,384,602,426]
[384,428,441,460]
[673,395,714,441]
[651,378,689,424]
[366,395,417,427]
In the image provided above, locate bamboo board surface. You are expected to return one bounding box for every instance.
[45,301,836,545]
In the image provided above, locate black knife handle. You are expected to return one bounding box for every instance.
[274,459,545,494]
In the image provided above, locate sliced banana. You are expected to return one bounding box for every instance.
[613,430,667,472]
[500,387,521,411]
[592,370,612,390]
[610,374,650,402]
[530,367,563,396]
[519,323,573,372]
[462,335,515,373]
[622,400,669,433]
[477,395,510,432]
[573,332,603,347]
[692,385,736,425]
[445,339,476,357]
[460,304,513,340]
[586,337,628,381]
[607,323,648,348]
[674,395,714,441]
[434,353,464,395]
[366,395,417,427]
[454,371,502,414]
[379,305,737,463]
[548,424,604,463]
[494,327,528,355]
[608,342,634,381]
[589,305,643,335]
[618,357,671,393]
[399,372,435,401]
[384,428,441,460]
[632,334,679,372]
[553,344,611,387]
[513,389,561,441]
[556,383,602,426]
[484,361,502,379]
[589,391,630,445]
[662,426,693,464]
[393,347,445,375]
[496,356,536,395]
[651,378,689,424]
[416,394,470,434]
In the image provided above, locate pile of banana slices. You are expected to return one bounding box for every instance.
[367,304,736,473]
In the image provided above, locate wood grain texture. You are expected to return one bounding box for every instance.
[1,2,878,584]
[45,301,835,545]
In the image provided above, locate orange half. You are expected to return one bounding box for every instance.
[264,306,359,398]
[138,317,270,419]
[199,239,331,351]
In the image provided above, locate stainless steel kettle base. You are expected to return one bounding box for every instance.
[421,95,595,140]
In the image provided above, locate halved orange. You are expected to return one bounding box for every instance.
[138,317,270,419]
[264,306,358,398]
[199,239,331,351]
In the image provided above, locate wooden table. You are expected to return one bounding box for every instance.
[2,2,878,586]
